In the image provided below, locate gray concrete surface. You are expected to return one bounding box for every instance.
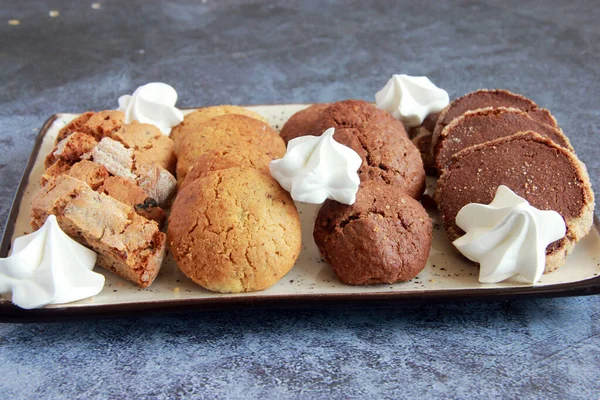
[0,0,599,398]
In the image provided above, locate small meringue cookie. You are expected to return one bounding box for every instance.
[375,74,449,127]
[270,128,362,205]
[118,82,184,135]
[453,185,566,284]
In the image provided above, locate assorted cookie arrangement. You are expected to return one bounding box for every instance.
[0,76,596,309]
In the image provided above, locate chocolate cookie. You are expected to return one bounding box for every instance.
[312,99,408,139]
[168,167,302,293]
[171,105,268,154]
[333,127,425,199]
[434,107,573,171]
[180,145,273,189]
[314,180,432,285]
[431,89,558,156]
[435,131,594,272]
[175,114,285,184]
[279,103,330,144]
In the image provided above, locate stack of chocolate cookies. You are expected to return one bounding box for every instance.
[280,100,433,285]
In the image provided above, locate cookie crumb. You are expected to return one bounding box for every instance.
[8,19,20,25]
[49,10,60,18]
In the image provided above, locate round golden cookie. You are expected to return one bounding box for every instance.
[171,105,269,154]
[176,114,285,183]
[180,145,273,189]
[168,167,302,293]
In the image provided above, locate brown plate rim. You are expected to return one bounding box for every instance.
[1,111,599,322]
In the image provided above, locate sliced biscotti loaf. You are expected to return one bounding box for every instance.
[434,131,594,273]
[45,132,98,168]
[434,107,573,172]
[31,175,166,288]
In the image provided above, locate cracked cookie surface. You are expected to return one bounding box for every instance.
[314,180,432,285]
[168,167,302,293]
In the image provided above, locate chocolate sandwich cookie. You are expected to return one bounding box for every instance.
[434,107,573,171]
[314,180,432,285]
[279,103,330,144]
[431,89,558,157]
[435,131,594,272]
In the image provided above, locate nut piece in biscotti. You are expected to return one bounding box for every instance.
[431,89,558,156]
[111,122,176,174]
[434,107,573,172]
[180,145,273,189]
[98,176,166,226]
[31,175,166,288]
[171,105,268,154]
[314,180,432,285]
[176,114,285,184]
[66,160,110,190]
[168,167,302,293]
[312,99,408,139]
[434,131,594,273]
[279,103,330,144]
[45,132,98,168]
[57,110,125,143]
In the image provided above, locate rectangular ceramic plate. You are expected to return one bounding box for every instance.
[1,105,600,321]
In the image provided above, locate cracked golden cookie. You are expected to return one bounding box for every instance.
[180,145,273,189]
[279,103,330,144]
[171,105,268,154]
[176,114,285,184]
[314,180,432,285]
[168,167,302,293]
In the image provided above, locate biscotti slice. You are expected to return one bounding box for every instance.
[99,176,166,226]
[90,137,177,206]
[431,89,558,157]
[57,110,125,143]
[66,160,110,190]
[434,107,573,171]
[171,105,269,154]
[41,159,72,186]
[435,131,594,273]
[111,122,176,174]
[45,132,98,168]
[31,175,166,287]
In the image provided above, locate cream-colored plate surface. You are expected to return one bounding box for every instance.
[2,105,600,309]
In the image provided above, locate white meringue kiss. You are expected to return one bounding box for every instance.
[118,82,184,135]
[0,215,104,309]
[453,186,566,284]
[375,74,449,127]
[270,127,362,205]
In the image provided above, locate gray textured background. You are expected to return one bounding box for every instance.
[1,0,599,398]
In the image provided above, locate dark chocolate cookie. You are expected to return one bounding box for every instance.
[314,180,432,285]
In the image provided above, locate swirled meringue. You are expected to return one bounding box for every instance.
[375,74,449,127]
[270,128,362,205]
[118,82,184,135]
[0,215,104,309]
[453,185,566,284]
